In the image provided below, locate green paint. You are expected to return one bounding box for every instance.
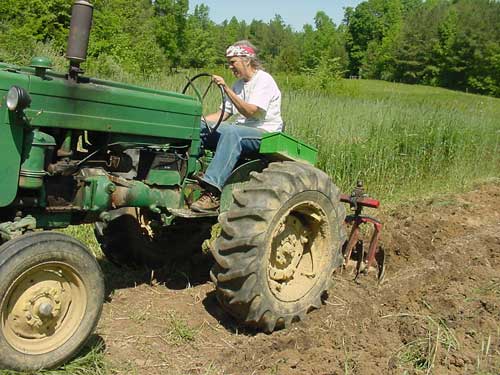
[19,129,56,189]
[117,180,182,211]
[0,70,27,207]
[145,169,181,186]
[25,72,201,140]
[81,175,115,212]
[259,132,318,165]
[33,212,72,229]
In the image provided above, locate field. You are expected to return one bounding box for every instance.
[2,78,499,375]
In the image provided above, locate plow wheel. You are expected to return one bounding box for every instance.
[0,232,104,371]
[210,161,346,333]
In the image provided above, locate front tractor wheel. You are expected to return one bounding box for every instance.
[211,161,346,332]
[0,232,104,371]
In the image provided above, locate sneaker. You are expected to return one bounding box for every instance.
[191,191,220,213]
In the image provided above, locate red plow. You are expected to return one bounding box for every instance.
[340,182,385,282]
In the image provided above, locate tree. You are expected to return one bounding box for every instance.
[346,0,403,78]
[0,0,71,64]
[153,0,189,69]
[88,0,166,76]
[182,4,217,68]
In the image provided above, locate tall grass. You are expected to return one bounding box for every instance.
[281,80,500,200]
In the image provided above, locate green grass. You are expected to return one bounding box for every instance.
[0,338,108,375]
[384,313,460,374]
[280,80,500,201]
[164,311,198,344]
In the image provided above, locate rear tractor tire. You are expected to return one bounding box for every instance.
[211,161,346,333]
[0,232,104,371]
[94,208,169,268]
[94,208,214,269]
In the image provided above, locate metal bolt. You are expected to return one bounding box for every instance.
[38,303,53,318]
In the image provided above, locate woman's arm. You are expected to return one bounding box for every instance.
[204,110,230,123]
[212,75,262,119]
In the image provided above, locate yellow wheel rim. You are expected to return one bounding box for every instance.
[267,201,331,302]
[1,262,87,354]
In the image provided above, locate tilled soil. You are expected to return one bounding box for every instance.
[97,182,500,375]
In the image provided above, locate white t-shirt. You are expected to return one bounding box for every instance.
[223,70,283,133]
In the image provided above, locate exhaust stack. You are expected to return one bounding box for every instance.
[66,0,93,80]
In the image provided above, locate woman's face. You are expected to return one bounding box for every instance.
[227,57,253,80]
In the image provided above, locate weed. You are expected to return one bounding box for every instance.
[473,330,500,374]
[202,362,226,375]
[342,337,356,374]
[384,313,459,374]
[165,311,197,344]
[466,279,500,302]
[60,225,103,258]
[128,302,152,324]
[476,335,493,371]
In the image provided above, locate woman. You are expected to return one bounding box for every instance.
[191,40,283,213]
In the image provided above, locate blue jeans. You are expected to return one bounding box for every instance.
[200,123,264,191]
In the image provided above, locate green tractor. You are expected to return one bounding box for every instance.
[0,1,349,371]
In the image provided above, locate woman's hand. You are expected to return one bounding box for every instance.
[212,75,226,88]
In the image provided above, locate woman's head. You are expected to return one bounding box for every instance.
[225,40,263,79]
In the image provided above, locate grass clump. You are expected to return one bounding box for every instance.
[1,338,109,375]
[475,334,500,375]
[165,311,197,344]
[384,313,459,374]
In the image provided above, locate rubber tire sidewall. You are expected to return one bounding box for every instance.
[0,232,104,371]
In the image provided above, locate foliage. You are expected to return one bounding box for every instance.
[0,0,498,96]
[87,0,167,76]
[3,337,109,375]
[345,0,500,96]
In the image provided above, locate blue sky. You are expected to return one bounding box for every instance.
[188,0,364,30]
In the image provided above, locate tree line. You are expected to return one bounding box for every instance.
[0,0,498,97]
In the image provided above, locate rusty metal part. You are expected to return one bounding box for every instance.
[341,182,385,282]
[343,215,385,282]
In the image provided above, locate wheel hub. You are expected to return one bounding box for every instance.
[2,262,86,354]
[269,216,309,282]
[267,201,331,302]
[10,284,64,339]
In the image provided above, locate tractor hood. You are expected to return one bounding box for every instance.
[0,62,202,140]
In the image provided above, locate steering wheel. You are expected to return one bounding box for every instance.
[182,73,226,134]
